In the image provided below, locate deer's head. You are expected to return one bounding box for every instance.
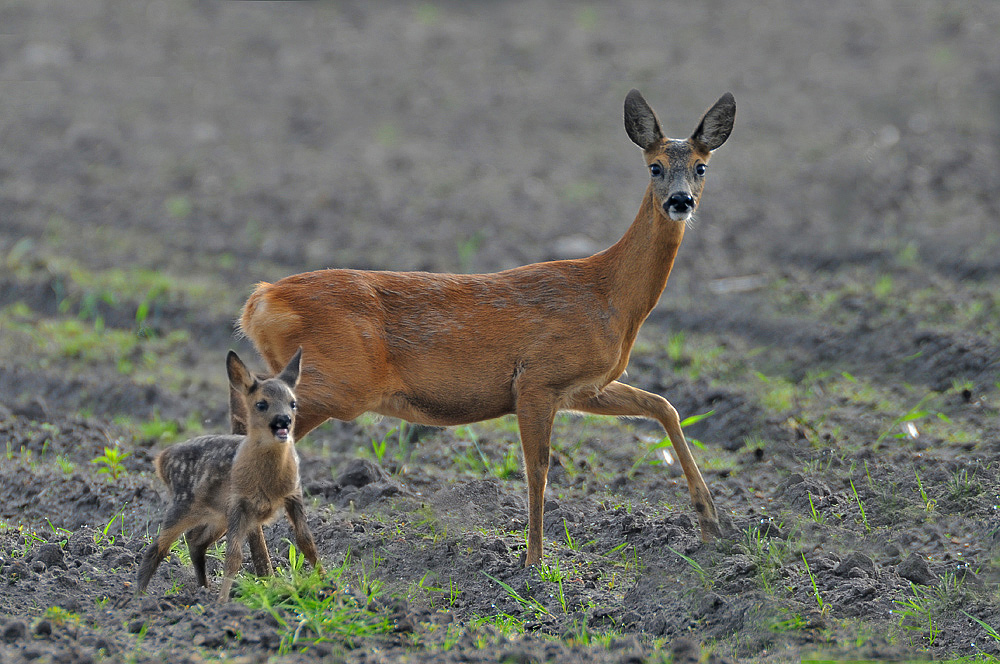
[226,348,302,443]
[625,90,735,223]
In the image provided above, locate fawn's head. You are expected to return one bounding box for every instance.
[624,90,735,223]
[226,348,302,443]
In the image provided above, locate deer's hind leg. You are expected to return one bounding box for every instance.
[136,502,203,594]
[567,381,722,542]
[185,524,225,588]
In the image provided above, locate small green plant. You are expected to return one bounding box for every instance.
[963,610,1000,643]
[666,332,686,365]
[743,525,787,593]
[537,562,568,612]
[470,612,525,637]
[45,520,72,548]
[91,444,130,480]
[948,467,982,501]
[94,507,129,550]
[565,617,619,648]
[563,519,580,551]
[237,547,393,654]
[914,468,936,512]
[42,606,80,627]
[537,560,567,584]
[873,275,894,299]
[849,479,871,532]
[770,612,809,632]
[416,572,461,608]
[754,372,796,412]
[11,526,48,558]
[894,582,942,647]
[134,414,183,443]
[371,428,390,463]
[55,455,75,475]
[482,572,551,618]
[801,554,828,615]
[667,545,712,590]
[455,427,522,480]
[874,394,933,449]
[807,492,825,524]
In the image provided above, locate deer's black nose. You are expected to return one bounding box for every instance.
[665,192,694,213]
[272,414,292,430]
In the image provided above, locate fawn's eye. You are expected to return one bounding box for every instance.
[649,163,663,177]
[255,401,267,412]
[290,400,297,411]
[695,163,707,176]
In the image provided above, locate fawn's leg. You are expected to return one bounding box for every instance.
[217,500,254,603]
[515,384,558,567]
[247,526,273,577]
[136,503,200,594]
[567,380,722,541]
[284,494,322,574]
[185,525,224,588]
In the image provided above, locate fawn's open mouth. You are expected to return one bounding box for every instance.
[271,423,291,441]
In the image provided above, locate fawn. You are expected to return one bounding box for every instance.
[233,90,736,565]
[136,348,321,601]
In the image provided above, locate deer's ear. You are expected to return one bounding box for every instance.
[624,89,664,151]
[226,350,257,393]
[691,92,735,152]
[277,347,302,389]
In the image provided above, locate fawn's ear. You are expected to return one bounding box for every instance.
[691,92,735,152]
[226,350,257,394]
[624,89,664,151]
[277,347,302,389]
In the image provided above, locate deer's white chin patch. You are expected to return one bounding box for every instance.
[668,209,693,222]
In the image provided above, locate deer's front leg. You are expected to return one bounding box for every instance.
[285,494,322,575]
[515,386,558,567]
[247,526,273,577]
[218,500,254,603]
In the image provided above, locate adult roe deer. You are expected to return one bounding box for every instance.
[136,349,322,601]
[235,89,735,565]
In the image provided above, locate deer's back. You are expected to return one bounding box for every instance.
[155,435,242,503]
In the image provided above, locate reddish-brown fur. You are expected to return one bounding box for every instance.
[237,90,735,565]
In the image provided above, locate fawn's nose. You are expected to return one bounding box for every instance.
[665,192,695,214]
[272,414,292,430]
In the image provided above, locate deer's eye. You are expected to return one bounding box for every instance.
[649,163,663,177]
[290,401,297,411]
[255,401,268,412]
[695,163,707,176]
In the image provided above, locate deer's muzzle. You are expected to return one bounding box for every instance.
[270,414,292,441]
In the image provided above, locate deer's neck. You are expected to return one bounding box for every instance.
[597,186,685,331]
[238,436,298,471]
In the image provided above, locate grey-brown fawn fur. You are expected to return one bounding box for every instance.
[136,348,321,602]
